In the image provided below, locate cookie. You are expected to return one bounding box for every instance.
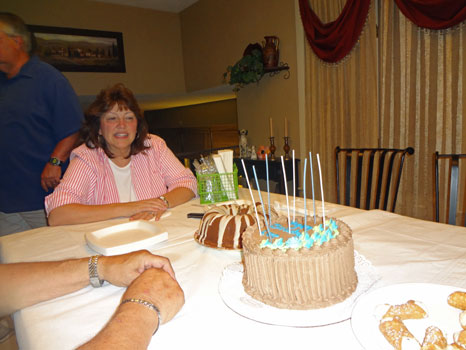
[448,292,466,311]
[379,316,420,350]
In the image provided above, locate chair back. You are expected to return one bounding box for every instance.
[335,147,414,212]
[434,152,466,226]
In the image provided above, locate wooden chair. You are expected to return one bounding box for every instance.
[434,152,466,226]
[335,146,414,212]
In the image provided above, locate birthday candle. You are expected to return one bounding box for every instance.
[316,154,326,230]
[252,166,271,240]
[281,156,291,234]
[292,150,296,221]
[309,152,316,224]
[266,154,271,226]
[303,158,307,234]
[241,159,262,234]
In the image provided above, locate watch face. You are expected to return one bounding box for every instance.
[50,158,61,166]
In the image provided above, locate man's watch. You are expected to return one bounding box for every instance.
[88,255,104,288]
[49,157,63,166]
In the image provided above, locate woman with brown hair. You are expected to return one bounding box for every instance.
[45,83,196,225]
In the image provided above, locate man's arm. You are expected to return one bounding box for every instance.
[0,250,176,317]
[41,131,80,191]
[78,268,184,350]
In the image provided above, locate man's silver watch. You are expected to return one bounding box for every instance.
[88,255,104,288]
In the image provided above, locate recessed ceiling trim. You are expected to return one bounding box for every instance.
[91,0,198,13]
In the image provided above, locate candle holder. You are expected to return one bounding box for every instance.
[269,137,276,161]
[283,137,290,160]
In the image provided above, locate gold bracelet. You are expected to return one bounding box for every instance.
[159,195,169,208]
[121,298,162,335]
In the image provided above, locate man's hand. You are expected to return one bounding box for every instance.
[98,250,176,287]
[122,268,185,324]
[41,163,62,191]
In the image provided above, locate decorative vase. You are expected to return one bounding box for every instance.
[262,36,279,68]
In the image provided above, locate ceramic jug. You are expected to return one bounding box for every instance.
[262,36,279,68]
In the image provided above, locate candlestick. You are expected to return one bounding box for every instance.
[283,137,290,160]
[269,118,273,137]
[269,137,276,161]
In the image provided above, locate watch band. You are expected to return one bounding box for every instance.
[88,255,104,288]
[159,195,169,208]
[49,157,63,166]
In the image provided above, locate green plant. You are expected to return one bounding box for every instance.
[223,49,264,91]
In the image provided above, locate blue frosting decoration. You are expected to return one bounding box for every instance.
[260,219,340,250]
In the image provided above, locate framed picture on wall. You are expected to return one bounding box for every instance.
[27,25,126,73]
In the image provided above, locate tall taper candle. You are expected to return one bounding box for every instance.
[281,156,291,234]
[316,154,326,230]
[266,154,271,226]
[241,159,262,235]
[284,118,288,137]
[303,158,307,233]
[269,118,273,137]
[309,152,316,224]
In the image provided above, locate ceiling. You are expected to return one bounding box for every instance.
[79,84,236,111]
[91,0,198,13]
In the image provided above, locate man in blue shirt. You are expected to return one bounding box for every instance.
[0,13,83,236]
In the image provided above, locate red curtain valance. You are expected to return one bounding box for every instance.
[394,0,466,30]
[298,0,371,63]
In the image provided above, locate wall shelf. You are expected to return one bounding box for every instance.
[264,63,290,79]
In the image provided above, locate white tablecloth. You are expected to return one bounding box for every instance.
[1,189,465,350]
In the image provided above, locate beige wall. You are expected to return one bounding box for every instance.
[4,0,186,96]
[6,0,302,166]
[180,0,301,156]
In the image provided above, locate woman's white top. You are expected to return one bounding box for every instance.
[108,160,137,202]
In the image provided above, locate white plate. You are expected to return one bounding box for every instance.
[218,251,380,327]
[351,283,466,349]
[85,220,168,256]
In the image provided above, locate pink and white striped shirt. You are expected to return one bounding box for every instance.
[45,134,197,215]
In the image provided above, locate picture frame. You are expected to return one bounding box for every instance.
[28,25,126,73]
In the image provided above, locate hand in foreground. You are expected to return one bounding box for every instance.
[122,267,185,324]
[99,250,175,287]
[41,163,62,191]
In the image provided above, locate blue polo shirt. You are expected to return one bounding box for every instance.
[0,56,83,213]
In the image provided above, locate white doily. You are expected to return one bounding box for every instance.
[218,251,381,327]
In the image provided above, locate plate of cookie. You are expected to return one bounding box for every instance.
[351,283,466,350]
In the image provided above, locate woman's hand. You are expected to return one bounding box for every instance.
[123,198,168,221]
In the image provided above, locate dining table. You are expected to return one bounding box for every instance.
[1,187,465,350]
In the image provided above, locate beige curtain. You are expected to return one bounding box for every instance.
[304,0,378,204]
[303,0,465,223]
[380,1,466,222]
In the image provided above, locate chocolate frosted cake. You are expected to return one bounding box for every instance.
[241,215,358,309]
